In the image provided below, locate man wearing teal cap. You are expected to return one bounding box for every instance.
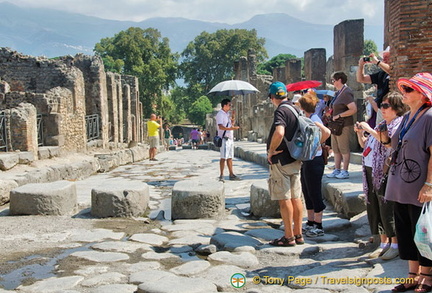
[266,81,304,247]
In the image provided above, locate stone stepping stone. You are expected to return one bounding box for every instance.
[71,251,129,262]
[244,228,284,241]
[129,270,175,285]
[10,180,77,216]
[207,251,259,268]
[169,260,211,276]
[121,261,161,273]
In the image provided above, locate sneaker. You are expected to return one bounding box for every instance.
[218,176,224,182]
[306,227,324,237]
[335,170,349,179]
[368,248,383,258]
[380,247,399,260]
[379,243,391,257]
[229,175,241,181]
[302,224,315,234]
[326,169,341,178]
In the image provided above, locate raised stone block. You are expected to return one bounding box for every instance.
[18,151,35,164]
[0,179,19,205]
[10,180,77,215]
[181,145,192,149]
[172,179,224,220]
[0,153,19,170]
[250,179,280,218]
[169,145,176,150]
[91,180,149,218]
[197,144,209,150]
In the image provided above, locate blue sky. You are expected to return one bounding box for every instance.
[8,0,384,26]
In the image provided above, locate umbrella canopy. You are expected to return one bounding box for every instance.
[286,80,322,92]
[208,80,260,96]
[315,90,335,99]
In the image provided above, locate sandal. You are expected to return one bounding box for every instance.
[392,272,418,292]
[415,273,432,293]
[295,234,305,245]
[269,236,296,247]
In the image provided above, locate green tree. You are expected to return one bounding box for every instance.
[94,27,178,117]
[257,53,300,75]
[180,29,267,105]
[188,95,213,126]
[364,39,378,56]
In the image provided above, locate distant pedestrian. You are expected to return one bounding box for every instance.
[147,114,162,161]
[190,128,200,149]
[164,124,172,151]
[215,98,240,182]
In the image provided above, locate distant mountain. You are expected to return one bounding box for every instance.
[0,2,383,59]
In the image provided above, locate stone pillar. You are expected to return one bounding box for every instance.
[333,19,364,151]
[385,0,432,88]
[285,59,302,85]
[106,73,119,143]
[273,67,286,83]
[10,103,38,156]
[304,49,326,89]
[122,83,132,144]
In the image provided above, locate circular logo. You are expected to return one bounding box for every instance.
[231,273,246,288]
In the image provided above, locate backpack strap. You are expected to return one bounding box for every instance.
[279,104,300,144]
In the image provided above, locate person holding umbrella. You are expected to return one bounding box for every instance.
[215,98,241,182]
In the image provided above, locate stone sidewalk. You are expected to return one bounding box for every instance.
[0,143,406,293]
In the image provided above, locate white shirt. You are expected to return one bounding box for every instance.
[215,110,233,139]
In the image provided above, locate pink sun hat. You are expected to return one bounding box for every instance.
[397,72,432,101]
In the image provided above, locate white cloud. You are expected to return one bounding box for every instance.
[8,0,384,26]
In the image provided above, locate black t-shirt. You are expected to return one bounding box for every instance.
[267,101,299,165]
[370,70,390,107]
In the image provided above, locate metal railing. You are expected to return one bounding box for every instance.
[0,112,7,151]
[86,114,100,142]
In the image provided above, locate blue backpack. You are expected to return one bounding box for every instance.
[280,104,321,161]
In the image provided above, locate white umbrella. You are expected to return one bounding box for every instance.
[208,80,260,96]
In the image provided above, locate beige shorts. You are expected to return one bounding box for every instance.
[331,125,352,154]
[268,161,302,200]
[149,136,159,148]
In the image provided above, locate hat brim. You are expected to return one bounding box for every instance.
[397,79,422,93]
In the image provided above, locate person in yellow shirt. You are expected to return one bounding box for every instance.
[147,114,162,161]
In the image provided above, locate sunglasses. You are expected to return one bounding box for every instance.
[380,103,391,109]
[401,85,415,93]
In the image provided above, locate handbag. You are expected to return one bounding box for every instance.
[328,118,344,136]
[213,122,229,147]
[414,202,432,260]
[321,143,331,165]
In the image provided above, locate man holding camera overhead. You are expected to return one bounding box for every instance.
[356,46,391,127]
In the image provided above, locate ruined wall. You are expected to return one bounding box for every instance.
[385,0,432,87]
[284,59,302,85]
[0,48,143,155]
[9,103,38,156]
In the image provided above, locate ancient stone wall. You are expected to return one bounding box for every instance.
[0,48,143,155]
[385,0,432,87]
[73,54,109,148]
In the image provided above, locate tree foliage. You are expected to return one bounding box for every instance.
[188,95,213,126]
[94,27,178,117]
[257,53,300,75]
[364,39,378,56]
[180,29,267,105]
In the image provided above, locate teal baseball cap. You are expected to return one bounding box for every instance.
[268,81,287,98]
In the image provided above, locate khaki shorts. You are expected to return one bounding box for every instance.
[331,125,352,154]
[149,136,159,148]
[268,161,302,200]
